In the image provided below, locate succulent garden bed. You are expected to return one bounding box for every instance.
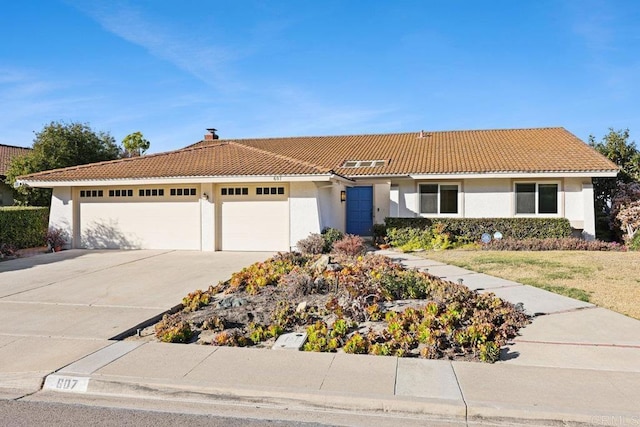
[136,251,529,363]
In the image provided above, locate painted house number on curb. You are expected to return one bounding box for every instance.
[56,378,78,390]
[44,375,89,393]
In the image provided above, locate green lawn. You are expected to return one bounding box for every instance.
[421,250,640,319]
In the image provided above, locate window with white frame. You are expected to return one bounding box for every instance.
[419,184,459,214]
[515,183,558,214]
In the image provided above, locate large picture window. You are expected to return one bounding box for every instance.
[515,183,558,214]
[419,184,459,215]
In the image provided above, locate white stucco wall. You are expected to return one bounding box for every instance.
[201,183,215,251]
[317,181,346,232]
[289,181,322,248]
[582,181,596,240]
[373,182,391,224]
[564,178,585,228]
[49,187,74,249]
[389,179,418,217]
[463,179,512,217]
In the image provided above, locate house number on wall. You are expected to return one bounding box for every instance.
[273,176,282,181]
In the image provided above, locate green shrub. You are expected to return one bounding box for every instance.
[296,233,325,255]
[387,227,431,248]
[386,223,455,251]
[385,217,432,230]
[155,313,193,343]
[384,217,572,241]
[372,223,387,245]
[182,289,211,312]
[379,269,429,299]
[321,227,344,252]
[332,234,366,256]
[343,333,370,354]
[0,207,49,249]
[485,237,625,251]
[225,252,306,294]
[628,233,640,251]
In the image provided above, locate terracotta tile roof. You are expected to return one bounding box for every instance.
[0,144,31,176]
[195,127,618,176]
[18,127,618,182]
[17,141,332,182]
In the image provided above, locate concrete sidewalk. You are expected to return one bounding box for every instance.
[3,249,640,425]
[38,340,640,426]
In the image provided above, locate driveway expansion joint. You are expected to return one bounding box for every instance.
[449,362,468,423]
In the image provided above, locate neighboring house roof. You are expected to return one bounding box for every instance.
[17,127,618,183]
[0,144,31,177]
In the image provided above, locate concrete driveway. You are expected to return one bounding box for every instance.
[0,250,272,392]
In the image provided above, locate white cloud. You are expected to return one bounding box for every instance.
[64,1,405,144]
[570,1,616,53]
[71,1,244,92]
[0,66,108,145]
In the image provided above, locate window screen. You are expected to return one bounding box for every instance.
[420,184,438,214]
[516,183,536,214]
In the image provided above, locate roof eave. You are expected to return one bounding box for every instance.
[15,173,343,188]
[408,171,619,180]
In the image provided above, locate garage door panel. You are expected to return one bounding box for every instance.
[221,200,289,251]
[80,202,200,250]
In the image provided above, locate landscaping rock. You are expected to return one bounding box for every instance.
[217,296,246,309]
[310,254,330,272]
[296,301,308,313]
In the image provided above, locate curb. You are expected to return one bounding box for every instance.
[40,372,631,426]
[43,373,467,423]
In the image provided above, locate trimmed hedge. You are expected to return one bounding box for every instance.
[384,217,573,240]
[485,237,625,251]
[0,207,49,249]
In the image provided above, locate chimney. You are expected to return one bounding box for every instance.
[204,128,219,140]
[418,130,425,138]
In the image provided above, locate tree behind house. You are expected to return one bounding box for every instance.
[122,131,151,157]
[5,121,121,206]
[589,128,640,240]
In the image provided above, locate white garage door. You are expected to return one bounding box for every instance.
[220,184,289,251]
[78,186,201,250]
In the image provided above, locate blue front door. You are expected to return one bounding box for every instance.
[346,186,373,235]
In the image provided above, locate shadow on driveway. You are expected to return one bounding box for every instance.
[0,250,86,274]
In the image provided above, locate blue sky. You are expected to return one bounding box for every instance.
[1,1,639,153]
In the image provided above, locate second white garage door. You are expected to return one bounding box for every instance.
[219,184,289,251]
